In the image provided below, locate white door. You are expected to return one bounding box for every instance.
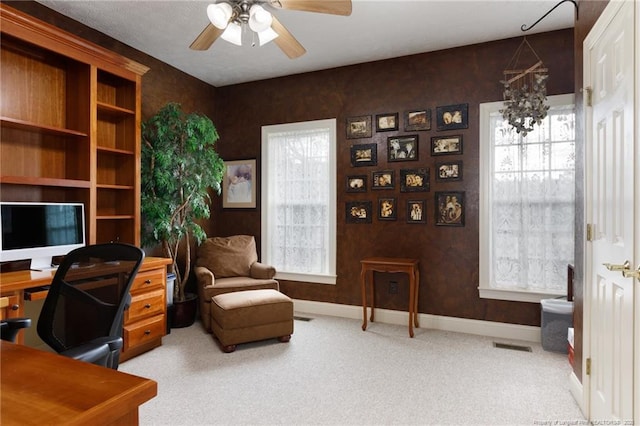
[584,0,636,422]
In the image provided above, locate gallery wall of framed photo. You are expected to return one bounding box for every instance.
[346,104,466,227]
[200,25,573,329]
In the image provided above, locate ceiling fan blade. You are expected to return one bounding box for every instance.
[272,0,352,16]
[190,23,225,50]
[271,16,306,59]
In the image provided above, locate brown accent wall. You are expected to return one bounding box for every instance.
[213,30,574,326]
[8,1,578,329]
[572,0,609,383]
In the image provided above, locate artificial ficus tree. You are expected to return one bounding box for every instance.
[141,102,224,301]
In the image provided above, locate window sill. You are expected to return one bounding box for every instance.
[275,271,336,285]
[478,287,566,303]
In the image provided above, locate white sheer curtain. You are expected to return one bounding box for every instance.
[262,119,336,284]
[488,101,575,293]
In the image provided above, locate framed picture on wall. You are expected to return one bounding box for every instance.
[400,168,429,192]
[350,144,377,167]
[346,115,372,139]
[404,109,431,131]
[371,170,394,190]
[387,135,419,162]
[407,200,426,224]
[436,161,463,182]
[346,175,367,192]
[346,201,372,224]
[436,103,468,131]
[375,112,399,132]
[222,159,256,209]
[435,191,465,226]
[378,197,397,221]
[431,135,463,156]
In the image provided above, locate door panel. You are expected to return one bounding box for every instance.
[585,0,635,422]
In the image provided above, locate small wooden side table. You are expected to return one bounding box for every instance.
[360,257,420,337]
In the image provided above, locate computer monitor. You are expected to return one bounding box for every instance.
[0,202,86,270]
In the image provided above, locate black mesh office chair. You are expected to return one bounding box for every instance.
[37,243,144,370]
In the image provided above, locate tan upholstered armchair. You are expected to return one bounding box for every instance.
[195,235,279,332]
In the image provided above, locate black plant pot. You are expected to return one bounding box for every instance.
[170,292,198,328]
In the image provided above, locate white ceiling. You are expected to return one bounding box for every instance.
[35,0,575,87]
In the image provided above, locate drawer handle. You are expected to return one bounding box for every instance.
[10,304,19,311]
[144,330,151,335]
[144,304,151,309]
[144,279,152,285]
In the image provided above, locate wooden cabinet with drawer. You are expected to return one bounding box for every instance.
[0,294,22,321]
[0,256,171,358]
[121,259,171,362]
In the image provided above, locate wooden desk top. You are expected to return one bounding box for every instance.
[0,341,157,425]
[0,256,172,294]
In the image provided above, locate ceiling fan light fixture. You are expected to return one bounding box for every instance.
[207,2,233,29]
[220,22,243,46]
[257,27,279,46]
[248,5,273,33]
[249,4,273,33]
[192,0,353,57]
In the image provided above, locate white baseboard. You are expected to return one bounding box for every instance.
[569,371,585,416]
[293,299,541,343]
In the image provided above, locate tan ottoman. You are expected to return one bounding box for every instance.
[210,289,293,353]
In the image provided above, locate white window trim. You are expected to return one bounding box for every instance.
[478,93,575,303]
[261,119,337,285]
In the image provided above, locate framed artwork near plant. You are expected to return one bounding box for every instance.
[375,112,399,132]
[378,197,397,221]
[346,175,367,192]
[431,135,463,156]
[388,135,419,162]
[400,168,429,192]
[407,200,426,224]
[346,115,372,139]
[436,161,463,182]
[371,170,394,190]
[346,201,372,224]
[436,103,468,131]
[435,191,465,226]
[350,143,377,167]
[222,159,257,209]
[404,109,431,131]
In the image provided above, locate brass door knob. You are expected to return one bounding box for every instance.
[603,260,630,271]
[622,266,640,279]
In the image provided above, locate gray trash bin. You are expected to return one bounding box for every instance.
[541,298,573,353]
[166,273,176,306]
[166,273,176,334]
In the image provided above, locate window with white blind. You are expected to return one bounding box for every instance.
[261,119,336,284]
[479,94,575,303]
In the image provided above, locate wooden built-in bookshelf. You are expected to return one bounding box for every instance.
[0,4,149,246]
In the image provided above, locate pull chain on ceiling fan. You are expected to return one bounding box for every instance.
[189,0,352,59]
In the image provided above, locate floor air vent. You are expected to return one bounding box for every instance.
[293,316,313,322]
[493,342,532,352]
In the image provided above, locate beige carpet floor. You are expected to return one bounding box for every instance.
[119,313,584,425]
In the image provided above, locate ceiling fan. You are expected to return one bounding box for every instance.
[189,0,352,59]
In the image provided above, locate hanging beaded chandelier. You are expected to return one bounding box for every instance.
[500,38,549,137]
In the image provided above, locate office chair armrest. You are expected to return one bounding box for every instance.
[0,318,32,342]
[61,336,123,365]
